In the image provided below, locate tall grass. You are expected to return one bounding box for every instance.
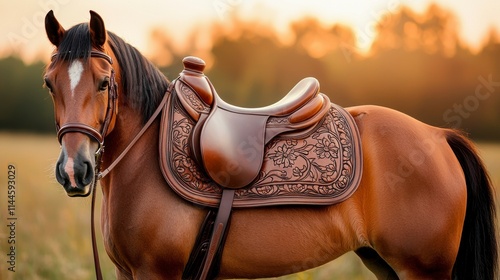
[0,133,114,280]
[0,133,499,279]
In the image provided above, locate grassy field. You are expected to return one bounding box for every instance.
[0,133,499,280]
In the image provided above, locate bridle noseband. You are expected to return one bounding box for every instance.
[53,50,118,151]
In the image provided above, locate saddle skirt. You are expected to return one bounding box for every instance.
[159,57,363,208]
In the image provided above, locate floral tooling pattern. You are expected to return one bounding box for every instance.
[161,94,362,208]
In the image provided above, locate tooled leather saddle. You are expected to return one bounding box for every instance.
[159,57,363,280]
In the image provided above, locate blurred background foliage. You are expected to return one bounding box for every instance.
[1,4,499,139]
[1,4,499,280]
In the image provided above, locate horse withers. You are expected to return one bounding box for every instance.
[43,10,497,280]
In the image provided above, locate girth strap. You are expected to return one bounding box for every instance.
[198,189,235,280]
[182,210,217,279]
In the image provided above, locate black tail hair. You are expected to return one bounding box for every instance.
[447,130,498,280]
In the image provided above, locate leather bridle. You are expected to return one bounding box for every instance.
[53,50,118,149]
[50,49,172,280]
[51,50,117,280]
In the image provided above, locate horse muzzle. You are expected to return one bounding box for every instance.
[55,139,97,197]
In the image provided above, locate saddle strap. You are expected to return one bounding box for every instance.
[199,189,235,280]
[99,85,172,179]
[182,210,217,280]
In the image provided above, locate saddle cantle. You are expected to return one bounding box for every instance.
[159,56,363,208]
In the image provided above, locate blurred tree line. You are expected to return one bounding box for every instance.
[0,57,54,133]
[1,4,499,140]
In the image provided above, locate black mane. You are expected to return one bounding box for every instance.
[52,23,170,123]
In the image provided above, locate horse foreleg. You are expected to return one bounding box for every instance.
[115,266,133,280]
[356,247,398,280]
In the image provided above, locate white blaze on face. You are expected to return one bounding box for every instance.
[64,157,78,187]
[68,60,84,96]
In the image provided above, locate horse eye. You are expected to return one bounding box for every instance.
[44,77,54,93]
[99,78,110,92]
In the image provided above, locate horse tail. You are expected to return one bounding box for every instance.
[446,130,498,280]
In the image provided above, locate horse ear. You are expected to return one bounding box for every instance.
[89,10,107,48]
[45,10,65,47]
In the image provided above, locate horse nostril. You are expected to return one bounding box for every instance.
[55,161,68,186]
[81,160,95,185]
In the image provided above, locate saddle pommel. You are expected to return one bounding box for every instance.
[183,56,206,73]
[179,56,213,106]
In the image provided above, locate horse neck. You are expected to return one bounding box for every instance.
[97,96,204,241]
[100,101,161,197]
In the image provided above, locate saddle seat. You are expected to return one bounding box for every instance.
[178,56,325,120]
[211,77,321,117]
[176,56,330,189]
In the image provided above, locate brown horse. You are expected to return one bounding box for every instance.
[43,10,497,280]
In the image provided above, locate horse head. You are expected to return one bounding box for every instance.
[44,10,118,197]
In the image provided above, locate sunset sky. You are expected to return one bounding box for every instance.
[1,0,499,63]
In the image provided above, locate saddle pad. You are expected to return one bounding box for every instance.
[159,93,363,208]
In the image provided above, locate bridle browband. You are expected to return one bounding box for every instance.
[51,50,172,280]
